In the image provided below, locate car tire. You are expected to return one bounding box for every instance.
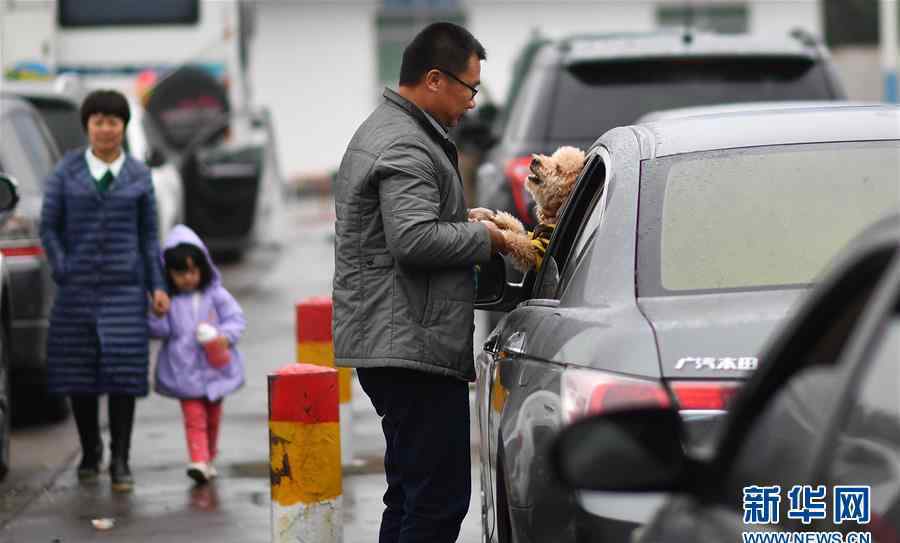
[0,324,11,481]
[496,447,514,543]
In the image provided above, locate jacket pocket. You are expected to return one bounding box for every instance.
[394,266,429,325]
[365,254,394,269]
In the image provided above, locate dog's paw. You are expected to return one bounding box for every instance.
[492,211,526,234]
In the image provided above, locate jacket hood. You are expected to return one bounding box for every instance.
[161,224,221,285]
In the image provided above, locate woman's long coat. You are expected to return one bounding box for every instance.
[40,149,165,396]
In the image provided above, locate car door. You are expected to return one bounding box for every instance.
[637,222,900,543]
[482,150,610,541]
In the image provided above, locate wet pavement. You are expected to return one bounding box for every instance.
[0,197,483,542]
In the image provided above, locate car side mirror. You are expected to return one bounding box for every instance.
[551,407,690,492]
[0,174,21,213]
[475,255,507,304]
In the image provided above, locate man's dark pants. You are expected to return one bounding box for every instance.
[357,367,471,543]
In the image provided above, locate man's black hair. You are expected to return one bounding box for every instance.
[163,243,214,292]
[399,22,486,86]
[80,89,131,130]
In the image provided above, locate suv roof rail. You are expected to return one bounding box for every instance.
[789,27,819,48]
[557,29,686,50]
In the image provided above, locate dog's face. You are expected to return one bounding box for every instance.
[525,146,586,220]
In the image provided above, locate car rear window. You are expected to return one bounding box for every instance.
[0,112,58,196]
[547,57,834,143]
[637,141,900,296]
[32,101,87,154]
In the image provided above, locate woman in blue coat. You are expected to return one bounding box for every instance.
[40,90,170,492]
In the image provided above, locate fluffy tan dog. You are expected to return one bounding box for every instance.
[491,146,586,272]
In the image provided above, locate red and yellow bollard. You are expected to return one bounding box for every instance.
[269,363,342,542]
[295,297,354,466]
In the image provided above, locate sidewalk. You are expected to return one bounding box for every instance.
[0,375,482,543]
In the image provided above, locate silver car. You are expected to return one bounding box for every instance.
[474,104,900,543]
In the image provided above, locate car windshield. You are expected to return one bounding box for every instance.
[548,57,833,143]
[637,140,900,296]
[33,102,87,154]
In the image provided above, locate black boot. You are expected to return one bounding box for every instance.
[71,395,102,483]
[109,395,135,492]
[109,455,133,492]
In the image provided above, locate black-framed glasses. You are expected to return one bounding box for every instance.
[437,68,479,99]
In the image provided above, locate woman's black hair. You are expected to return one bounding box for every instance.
[163,243,214,292]
[80,89,131,130]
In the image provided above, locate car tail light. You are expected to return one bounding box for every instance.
[669,381,742,411]
[504,156,535,226]
[0,245,44,257]
[562,368,671,424]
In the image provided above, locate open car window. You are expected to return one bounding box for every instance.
[530,151,607,300]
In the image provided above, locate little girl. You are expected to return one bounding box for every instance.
[149,225,246,484]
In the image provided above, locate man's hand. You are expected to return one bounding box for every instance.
[151,289,170,317]
[482,220,508,255]
[468,207,495,223]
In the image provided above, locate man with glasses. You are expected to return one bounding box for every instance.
[332,22,505,543]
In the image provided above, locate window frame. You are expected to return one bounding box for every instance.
[529,149,608,301]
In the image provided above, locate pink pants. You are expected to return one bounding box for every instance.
[180,399,223,463]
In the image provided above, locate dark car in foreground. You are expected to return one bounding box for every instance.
[475,29,847,229]
[473,104,900,543]
[553,212,900,543]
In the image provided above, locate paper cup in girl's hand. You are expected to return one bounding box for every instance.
[196,323,231,368]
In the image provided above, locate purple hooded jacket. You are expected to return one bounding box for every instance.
[149,225,246,401]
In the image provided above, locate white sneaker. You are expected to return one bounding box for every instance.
[208,464,218,478]
[187,462,210,484]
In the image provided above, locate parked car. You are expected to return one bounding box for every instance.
[0,94,68,423]
[473,104,900,543]
[474,29,847,230]
[0,174,22,480]
[552,212,900,543]
[123,96,184,240]
[144,65,284,259]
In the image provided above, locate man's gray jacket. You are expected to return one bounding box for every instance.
[332,88,493,381]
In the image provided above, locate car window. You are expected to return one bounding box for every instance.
[33,102,86,154]
[637,141,900,296]
[548,57,833,143]
[557,154,610,296]
[824,315,900,533]
[531,154,606,299]
[0,113,57,196]
[504,64,551,145]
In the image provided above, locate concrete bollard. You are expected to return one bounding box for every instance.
[269,363,342,543]
[295,297,354,466]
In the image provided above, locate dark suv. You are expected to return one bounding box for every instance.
[476,29,847,227]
